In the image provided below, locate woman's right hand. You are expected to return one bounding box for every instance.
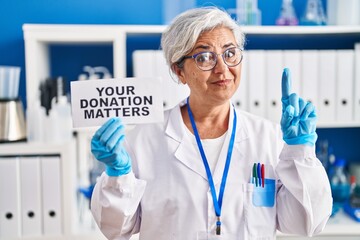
[91,117,132,176]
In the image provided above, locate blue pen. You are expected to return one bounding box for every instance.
[257,163,261,187]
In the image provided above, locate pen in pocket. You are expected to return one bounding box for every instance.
[257,163,261,187]
[252,162,266,188]
[252,163,257,186]
[261,164,265,188]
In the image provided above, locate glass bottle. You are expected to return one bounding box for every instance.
[276,0,299,26]
[300,0,327,25]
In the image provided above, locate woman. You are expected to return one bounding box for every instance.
[90,7,332,240]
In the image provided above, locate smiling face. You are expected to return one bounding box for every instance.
[176,27,242,107]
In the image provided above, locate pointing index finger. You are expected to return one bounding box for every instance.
[281,68,292,98]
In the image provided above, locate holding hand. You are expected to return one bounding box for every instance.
[280,68,318,146]
[91,117,132,176]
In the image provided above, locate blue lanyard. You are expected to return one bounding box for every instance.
[186,97,237,235]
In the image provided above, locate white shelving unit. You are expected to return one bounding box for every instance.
[22,24,360,128]
[20,24,360,239]
[0,140,105,240]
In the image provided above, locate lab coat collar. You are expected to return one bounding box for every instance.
[165,100,250,183]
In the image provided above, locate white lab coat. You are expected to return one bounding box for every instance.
[91,101,332,240]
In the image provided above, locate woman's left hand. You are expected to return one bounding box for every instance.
[280,68,318,146]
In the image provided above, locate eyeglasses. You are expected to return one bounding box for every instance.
[181,47,243,71]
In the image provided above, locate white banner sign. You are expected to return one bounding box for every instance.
[70,77,164,128]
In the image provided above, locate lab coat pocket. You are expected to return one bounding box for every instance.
[252,179,275,207]
[243,181,276,239]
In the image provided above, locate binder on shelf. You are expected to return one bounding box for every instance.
[133,50,189,110]
[265,50,283,123]
[132,50,156,77]
[301,50,319,108]
[318,50,337,123]
[232,53,248,111]
[282,50,301,95]
[355,43,360,121]
[154,51,189,110]
[19,157,42,236]
[0,157,21,238]
[336,50,354,122]
[41,156,62,235]
[247,50,266,118]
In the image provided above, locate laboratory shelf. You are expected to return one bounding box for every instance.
[0,139,74,155]
[243,25,360,35]
[325,210,360,235]
[22,24,360,36]
[22,24,360,128]
[2,141,360,238]
[17,24,360,239]
[318,122,360,128]
[0,140,83,239]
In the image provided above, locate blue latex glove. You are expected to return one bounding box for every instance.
[91,117,131,176]
[280,68,318,146]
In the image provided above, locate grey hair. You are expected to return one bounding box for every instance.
[161,7,245,71]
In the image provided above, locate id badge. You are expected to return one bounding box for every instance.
[197,231,236,240]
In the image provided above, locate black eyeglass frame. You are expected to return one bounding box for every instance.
[180,47,244,71]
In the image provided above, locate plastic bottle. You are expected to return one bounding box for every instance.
[350,175,356,193]
[26,99,46,142]
[329,158,351,216]
[49,77,73,143]
[349,176,360,208]
[329,158,351,203]
[343,175,360,222]
[52,96,73,142]
[89,156,105,187]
